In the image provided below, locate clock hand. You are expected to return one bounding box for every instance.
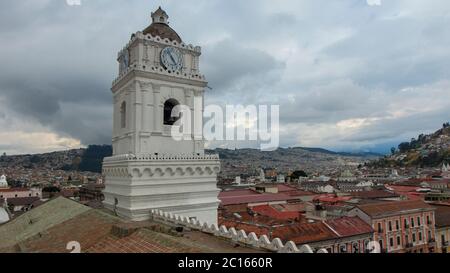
[168,52,177,65]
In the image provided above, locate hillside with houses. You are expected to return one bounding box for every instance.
[370,123,450,168]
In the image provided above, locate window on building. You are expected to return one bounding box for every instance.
[405,234,409,244]
[404,218,409,228]
[427,215,430,225]
[397,236,401,245]
[442,234,446,245]
[163,99,180,126]
[390,238,394,247]
[396,220,399,230]
[379,240,383,252]
[340,244,347,253]
[417,217,421,226]
[364,240,370,253]
[419,232,422,241]
[413,233,416,242]
[352,243,359,253]
[389,221,392,231]
[120,101,126,128]
[378,222,383,232]
[411,218,415,227]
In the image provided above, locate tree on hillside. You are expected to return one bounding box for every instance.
[290,170,308,180]
[391,147,396,155]
[398,142,410,153]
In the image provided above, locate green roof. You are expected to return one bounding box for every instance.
[0,197,90,250]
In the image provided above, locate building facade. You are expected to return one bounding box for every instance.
[350,200,436,253]
[432,204,450,253]
[102,7,220,224]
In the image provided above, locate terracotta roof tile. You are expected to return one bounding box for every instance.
[324,217,373,237]
[272,222,338,245]
[357,200,434,218]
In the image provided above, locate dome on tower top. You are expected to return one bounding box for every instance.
[143,7,182,43]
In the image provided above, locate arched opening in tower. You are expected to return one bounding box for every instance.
[163,98,181,125]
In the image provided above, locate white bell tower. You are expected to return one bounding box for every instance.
[102,7,221,224]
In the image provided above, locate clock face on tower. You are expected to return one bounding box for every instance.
[161,46,183,71]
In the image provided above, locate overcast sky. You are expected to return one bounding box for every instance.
[0,0,449,155]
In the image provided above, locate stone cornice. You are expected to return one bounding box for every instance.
[120,31,202,58]
[112,68,207,93]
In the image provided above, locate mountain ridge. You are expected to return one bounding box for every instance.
[0,145,380,174]
[368,123,450,168]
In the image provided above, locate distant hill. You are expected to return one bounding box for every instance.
[207,146,380,178]
[298,147,383,157]
[0,145,112,174]
[368,123,450,168]
[1,145,379,175]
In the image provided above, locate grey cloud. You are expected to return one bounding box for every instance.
[203,39,285,92]
[0,0,450,154]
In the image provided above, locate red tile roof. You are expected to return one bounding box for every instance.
[86,229,202,253]
[277,185,315,196]
[356,200,434,218]
[385,185,426,201]
[324,217,373,237]
[251,205,301,220]
[313,194,353,203]
[219,189,258,197]
[272,221,338,245]
[218,220,272,237]
[218,190,300,206]
[277,184,299,192]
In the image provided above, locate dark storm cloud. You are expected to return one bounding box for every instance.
[0,0,450,154]
[203,39,285,92]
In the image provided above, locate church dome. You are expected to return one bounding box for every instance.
[143,7,182,43]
